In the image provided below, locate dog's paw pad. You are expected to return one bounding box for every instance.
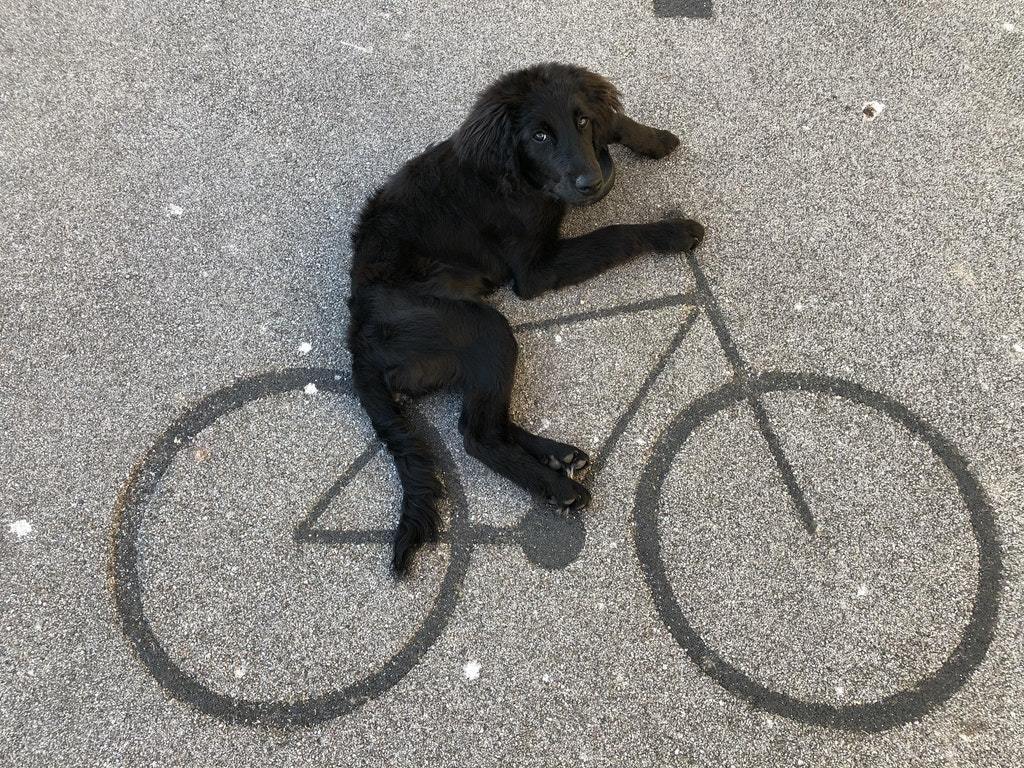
[545,480,590,512]
[565,483,591,512]
[546,449,591,479]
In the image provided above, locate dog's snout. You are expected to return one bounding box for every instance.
[573,172,602,195]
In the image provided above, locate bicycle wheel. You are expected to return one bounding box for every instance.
[109,368,472,727]
[633,370,1001,732]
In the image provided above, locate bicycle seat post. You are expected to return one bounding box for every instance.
[685,252,748,380]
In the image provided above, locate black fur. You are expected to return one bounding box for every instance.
[348,63,704,574]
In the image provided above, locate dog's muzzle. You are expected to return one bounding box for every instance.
[579,147,616,206]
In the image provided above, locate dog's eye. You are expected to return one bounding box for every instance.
[576,116,589,129]
[532,131,549,143]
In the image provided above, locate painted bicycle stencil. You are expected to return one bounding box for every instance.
[110,254,1002,730]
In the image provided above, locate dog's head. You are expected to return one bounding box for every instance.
[454,63,622,205]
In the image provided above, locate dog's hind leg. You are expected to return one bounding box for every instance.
[457,306,590,511]
[507,424,590,478]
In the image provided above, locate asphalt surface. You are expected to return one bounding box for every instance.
[2,1,1023,765]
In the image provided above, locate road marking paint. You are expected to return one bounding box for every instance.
[339,40,373,53]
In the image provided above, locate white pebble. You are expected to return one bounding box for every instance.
[1002,22,1016,33]
[857,583,869,597]
[1012,342,1023,354]
[794,301,804,312]
[835,684,846,696]
[9,519,32,537]
[304,382,318,395]
[462,660,481,681]
[167,203,184,217]
[554,333,564,343]
[297,341,313,355]
[234,667,246,679]
[542,673,551,683]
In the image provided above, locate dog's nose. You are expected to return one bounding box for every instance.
[573,173,602,195]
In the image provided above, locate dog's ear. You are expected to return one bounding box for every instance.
[579,70,622,145]
[454,92,517,181]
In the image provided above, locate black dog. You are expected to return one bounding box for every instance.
[348,63,704,574]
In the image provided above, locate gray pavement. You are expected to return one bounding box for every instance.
[2,1,1023,765]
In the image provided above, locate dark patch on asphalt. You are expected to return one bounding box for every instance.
[653,0,713,19]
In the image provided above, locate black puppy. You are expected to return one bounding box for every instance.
[348,63,704,574]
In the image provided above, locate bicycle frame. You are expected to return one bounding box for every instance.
[293,287,702,569]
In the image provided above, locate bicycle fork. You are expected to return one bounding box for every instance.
[686,252,817,534]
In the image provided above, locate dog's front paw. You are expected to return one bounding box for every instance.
[645,129,680,159]
[646,217,705,253]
